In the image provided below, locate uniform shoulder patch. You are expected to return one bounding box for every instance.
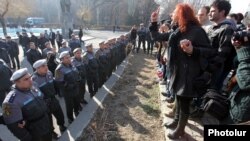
[2,103,11,116]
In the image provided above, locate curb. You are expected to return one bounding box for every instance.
[58,55,130,141]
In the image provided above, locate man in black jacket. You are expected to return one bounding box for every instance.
[38,33,50,50]
[49,29,56,46]
[30,32,38,47]
[207,0,236,90]
[20,32,30,56]
[0,59,12,106]
[0,47,10,67]
[6,36,20,69]
[26,42,42,66]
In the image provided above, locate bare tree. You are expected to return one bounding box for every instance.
[0,0,10,36]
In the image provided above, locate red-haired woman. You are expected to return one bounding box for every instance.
[150,4,214,139]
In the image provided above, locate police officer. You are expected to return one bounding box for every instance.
[32,59,67,137]
[55,51,81,123]
[6,36,20,70]
[104,40,112,77]
[2,68,52,141]
[95,41,108,87]
[72,48,88,104]
[0,59,12,106]
[83,43,99,97]
[58,40,72,55]
[68,34,81,52]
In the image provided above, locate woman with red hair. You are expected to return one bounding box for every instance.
[150,4,214,139]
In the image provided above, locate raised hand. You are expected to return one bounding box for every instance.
[151,7,160,22]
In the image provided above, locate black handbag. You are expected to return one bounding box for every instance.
[202,89,229,120]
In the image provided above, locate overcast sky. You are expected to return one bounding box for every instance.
[230,0,250,13]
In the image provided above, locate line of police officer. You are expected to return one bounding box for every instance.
[0,33,131,141]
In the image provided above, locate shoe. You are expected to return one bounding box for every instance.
[164,120,178,129]
[160,80,166,85]
[167,113,188,139]
[68,119,73,124]
[164,110,175,118]
[161,91,170,97]
[52,131,59,139]
[59,125,67,132]
[164,96,174,103]
[167,103,174,108]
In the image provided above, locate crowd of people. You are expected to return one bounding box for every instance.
[0,26,131,140]
[1,0,250,140]
[149,0,250,139]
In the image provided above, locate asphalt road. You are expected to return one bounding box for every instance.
[0,30,127,141]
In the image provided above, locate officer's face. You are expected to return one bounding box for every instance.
[62,55,71,65]
[74,51,81,59]
[37,65,48,75]
[16,74,33,89]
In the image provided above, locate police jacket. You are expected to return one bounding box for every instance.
[32,71,56,100]
[55,63,81,91]
[71,57,87,80]
[2,86,50,141]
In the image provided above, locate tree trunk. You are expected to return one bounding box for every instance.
[60,0,73,39]
[0,16,7,36]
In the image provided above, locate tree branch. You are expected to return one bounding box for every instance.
[1,0,10,17]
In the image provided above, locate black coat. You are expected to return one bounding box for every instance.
[6,41,19,57]
[151,22,213,97]
[0,60,12,91]
[0,48,10,64]
[30,35,38,47]
[26,49,42,65]
[21,36,30,48]
[38,37,49,50]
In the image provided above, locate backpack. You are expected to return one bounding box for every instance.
[202,89,229,120]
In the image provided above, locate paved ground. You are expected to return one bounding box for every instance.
[0,30,127,141]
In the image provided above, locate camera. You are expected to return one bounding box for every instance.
[232,30,250,46]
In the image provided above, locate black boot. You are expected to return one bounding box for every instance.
[164,100,179,129]
[164,119,178,129]
[167,113,189,139]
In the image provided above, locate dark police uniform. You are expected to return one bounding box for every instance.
[32,71,66,132]
[2,86,51,141]
[104,47,112,77]
[83,51,99,97]
[95,48,108,87]
[71,56,87,103]
[55,63,81,123]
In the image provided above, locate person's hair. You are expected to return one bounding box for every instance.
[174,3,200,32]
[237,13,244,22]
[229,13,238,20]
[211,0,231,17]
[202,6,210,15]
